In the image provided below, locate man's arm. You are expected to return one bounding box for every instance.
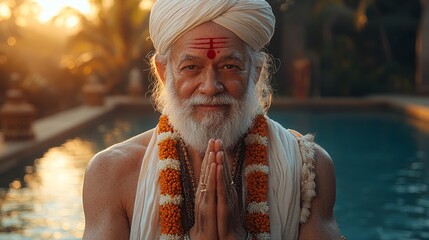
[82,129,153,239]
[82,150,132,239]
[298,144,343,240]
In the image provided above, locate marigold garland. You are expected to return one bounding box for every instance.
[157,115,183,239]
[244,115,270,239]
[157,114,270,239]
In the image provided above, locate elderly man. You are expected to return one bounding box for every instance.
[82,0,343,239]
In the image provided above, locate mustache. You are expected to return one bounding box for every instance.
[184,94,237,106]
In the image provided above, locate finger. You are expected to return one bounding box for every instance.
[216,163,241,238]
[197,150,214,204]
[200,139,215,184]
[216,163,229,202]
[203,161,218,234]
[214,139,222,153]
[214,140,233,184]
[214,140,223,166]
[217,151,233,190]
[197,140,215,200]
[217,151,232,194]
[206,161,217,201]
[203,151,215,189]
[215,139,233,182]
[194,154,218,239]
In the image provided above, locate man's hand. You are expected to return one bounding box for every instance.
[190,139,219,240]
[190,139,246,240]
[214,140,247,240]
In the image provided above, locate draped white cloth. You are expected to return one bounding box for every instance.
[149,0,275,54]
[130,116,304,239]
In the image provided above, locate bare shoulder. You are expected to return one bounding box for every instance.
[85,128,155,178]
[313,144,336,215]
[298,143,343,240]
[314,144,335,191]
[84,128,155,193]
[82,128,155,239]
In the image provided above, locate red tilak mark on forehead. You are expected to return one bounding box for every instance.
[190,37,229,49]
[207,50,216,59]
[190,37,229,59]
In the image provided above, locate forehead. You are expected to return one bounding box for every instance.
[171,22,247,60]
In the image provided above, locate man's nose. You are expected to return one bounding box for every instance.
[198,68,224,96]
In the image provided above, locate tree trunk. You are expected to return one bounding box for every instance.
[417,0,429,94]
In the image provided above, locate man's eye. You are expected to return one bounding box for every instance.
[183,65,197,70]
[223,64,240,70]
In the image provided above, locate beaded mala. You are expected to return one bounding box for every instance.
[157,114,270,240]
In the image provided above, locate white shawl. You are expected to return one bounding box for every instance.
[130,116,312,239]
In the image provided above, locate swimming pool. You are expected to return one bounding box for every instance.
[0,108,428,240]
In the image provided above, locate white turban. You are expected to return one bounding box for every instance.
[149,0,276,54]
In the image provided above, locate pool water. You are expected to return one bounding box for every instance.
[0,109,428,240]
[270,110,429,240]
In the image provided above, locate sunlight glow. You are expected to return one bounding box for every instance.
[15,17,28,26]
[0,3,11,20]
[33,0,93,27]
[63,15,80,28]
[0,137,97,238]
[139,0,154,10]
[7,37,16,46]
[67,61,76,70]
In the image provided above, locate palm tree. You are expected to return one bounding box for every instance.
[59,0,153,94]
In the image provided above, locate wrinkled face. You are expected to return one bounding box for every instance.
[169,21,251,119]
[160,22,260,153]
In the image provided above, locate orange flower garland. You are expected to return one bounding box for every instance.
[157,114,270,239]
[157,115,184,239]
[244,115,270,239]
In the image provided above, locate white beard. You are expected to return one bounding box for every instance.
[161,71,261,154]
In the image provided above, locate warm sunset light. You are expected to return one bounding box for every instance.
[0,2,11,20]
[139,0,154,10]
[33,0,94,27]
[7,37,16,46]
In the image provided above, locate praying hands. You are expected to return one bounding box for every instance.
[189,139,247,240]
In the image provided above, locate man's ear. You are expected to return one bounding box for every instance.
[155,60,167,84]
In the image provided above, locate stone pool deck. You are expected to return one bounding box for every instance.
[0,97,151,174]
[0,95,428,174]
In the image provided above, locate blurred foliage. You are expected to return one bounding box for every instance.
[306,0,420,96]
[0,0,85,117]
[59,0,152,94]
[0,0,153,118]
[0,0,425,119]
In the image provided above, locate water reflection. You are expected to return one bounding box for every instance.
[0,118,137,240]
[381,150,429,240]
[1,110,428,239]
[0,138,96,239]
[99,120,132,146]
